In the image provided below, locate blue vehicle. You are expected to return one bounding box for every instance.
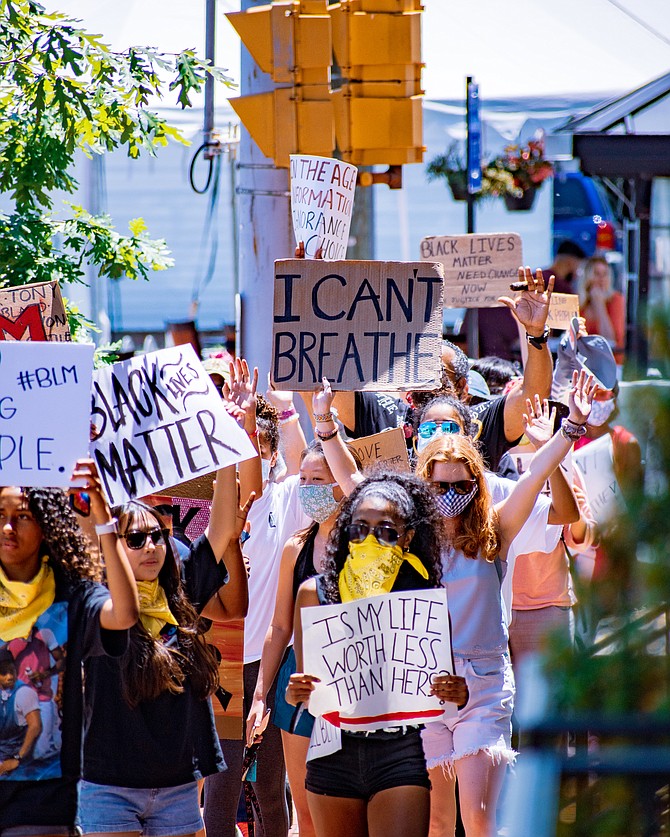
[552,171,622,257]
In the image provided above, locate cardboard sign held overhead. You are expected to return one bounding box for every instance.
[290,155,357,260]
[0,281,71,342]
[349,428,410,473]
[420,233,522,308]
[90,345,257,505]
[544,293,580,330]
[0,341,94,486]
[272,259,444,391]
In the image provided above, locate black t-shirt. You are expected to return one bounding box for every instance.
[470,394,520,473]
[0,567,119,829]
[82,535,227,789]
[345,391,409,439]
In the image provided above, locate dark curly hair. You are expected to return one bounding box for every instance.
[319,470,443,604]
[111,501,219,709]
[256,395,280,456]
[413,393,476,439]
[23,487,102,582]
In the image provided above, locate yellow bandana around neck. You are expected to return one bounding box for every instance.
[136,580,179,638]
[338,535,429,603]
[0,557,56,641]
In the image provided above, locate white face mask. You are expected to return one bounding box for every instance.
[261,458,272,483]
[588,398,616,427]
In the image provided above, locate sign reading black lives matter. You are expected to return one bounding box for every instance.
[272,259,444,391]
[420,233,523,308]
[0,341,94,487]
[302,588,456,731]
[90,345,257,505]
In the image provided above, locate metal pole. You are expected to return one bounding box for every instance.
[465,76,479,357]
[204,0,216,142]
[237,0,292,376]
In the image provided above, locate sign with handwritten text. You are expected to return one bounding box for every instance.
[90,345,257,505]
[349,428,410,473]
[0,281,71,342]
[0,341,94,486]
[272,259,444,390]
[290,155,357,260]
[420,233,522,308]
[302,588,455,731]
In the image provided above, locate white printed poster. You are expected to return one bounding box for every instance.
[572,434,621,530]
[290,155,357,260]
[90,345,257,505]
[0,341,94,487]
[302,588,455,731]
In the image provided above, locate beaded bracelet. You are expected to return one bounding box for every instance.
[315,427,339,442]
[278,406,296,421]
[313,411,334,423]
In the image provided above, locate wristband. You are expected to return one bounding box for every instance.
[279,412,300,426]
[526,326,550,350]
[560,418,587,442]
[247,428,259,439]
[315,427,339,442]
[277,406,296,421]
[313,411,334,423]
[95,519,118,536]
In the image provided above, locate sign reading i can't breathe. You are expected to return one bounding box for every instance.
[272,259,444,391]
[302,588,456,731]
[0,341,94,486]
[90,345,257,505]
[420,233,522,308]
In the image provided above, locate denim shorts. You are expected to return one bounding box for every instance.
[306,727,430,799]
[0,777,77,835]
[77,779,203,836]
[421,654,516,774]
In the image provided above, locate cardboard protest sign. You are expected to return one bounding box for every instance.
[302,588,456,731]
[349,428,410,473]
[516,293,580,369]
[0,281,71,342]
[290,155,357,260]
[272,259,444,391]
[420,233,522,308]
[90,345,257,505]
[572,434,622,530]
[0,341,94,486]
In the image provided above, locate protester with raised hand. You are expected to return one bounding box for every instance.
[0,460,138,835]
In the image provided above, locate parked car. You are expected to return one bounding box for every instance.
[552,171,623,257]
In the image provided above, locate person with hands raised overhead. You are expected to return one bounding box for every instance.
[0,459,139,835]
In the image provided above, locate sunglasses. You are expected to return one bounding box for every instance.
[417,420,461,440]
[122,529,167,550]
[431,479,477,496]
[346,522,404,547]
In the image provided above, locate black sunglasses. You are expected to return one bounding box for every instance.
[346,523,404,547]
[122,529,167,550]
[432,479,477,496]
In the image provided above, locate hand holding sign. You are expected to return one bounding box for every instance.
[499,266,554,337]
[429,673,469,708]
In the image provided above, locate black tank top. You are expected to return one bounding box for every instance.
[292,525,318,601]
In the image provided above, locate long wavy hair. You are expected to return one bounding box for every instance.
[112,501,219,709]
[23,487,102,582]
[319,470,443,604]
[415,435,500,562]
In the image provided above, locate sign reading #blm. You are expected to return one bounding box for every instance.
[272,260,444,391]
[0,342,94,487]
[90,345,257,505]
[420,233,522,308]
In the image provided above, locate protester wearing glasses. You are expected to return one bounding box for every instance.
[76,465,250,837]
[286,472,467,837]
[414,372,595,837]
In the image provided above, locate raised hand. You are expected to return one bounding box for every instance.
[312,377,335,419]
[568,370,598,425]
[232,477,255,541]
[224,357,258,420]
[523,395,557,449]
[498,266,554,337]
[265,373,295,411]
[69,459,111,524]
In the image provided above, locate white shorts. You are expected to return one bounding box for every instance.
[421,654,516,774]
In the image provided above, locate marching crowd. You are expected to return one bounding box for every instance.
[0,264,642,837]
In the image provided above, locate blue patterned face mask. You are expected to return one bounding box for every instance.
[434,484,478,518]
[298,483,340,523]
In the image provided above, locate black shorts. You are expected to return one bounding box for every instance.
[0,777,78,835]
[305,727,430,800]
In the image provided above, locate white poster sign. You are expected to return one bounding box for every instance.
[0,341,94,487]
[90,345,257,505]
[307,715,342,763]
[290,155,357,260]
[572,434,621,529]
[302,588,455,731]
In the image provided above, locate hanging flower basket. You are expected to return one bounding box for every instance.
[447,173,469,202]
[504,185,537,211]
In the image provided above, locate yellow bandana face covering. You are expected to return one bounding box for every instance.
[0,557,56,641]
[338,535,429,603]
[136,580,179,638]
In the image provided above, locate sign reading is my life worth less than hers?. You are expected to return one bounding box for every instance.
[302,588,456,732]
[272,259,444,391]
[90,345,257,505]
[420,233,522,308]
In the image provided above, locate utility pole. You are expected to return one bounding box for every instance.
[235,0,293,377]
[465,76,481,357]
